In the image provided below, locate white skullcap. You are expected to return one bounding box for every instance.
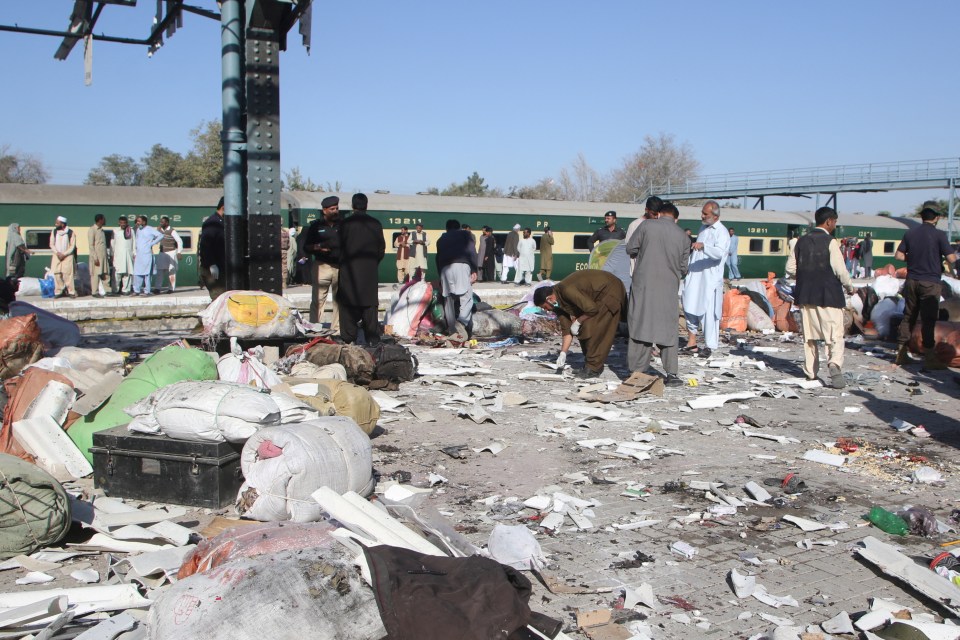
[56,216,67,223]
[513,224,521,230]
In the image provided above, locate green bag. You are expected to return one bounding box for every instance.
[0,454,71,560]
[70,345,219,462]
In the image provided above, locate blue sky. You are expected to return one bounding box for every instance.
[1,1,957,215]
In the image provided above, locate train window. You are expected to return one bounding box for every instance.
[25,230,51,251]
[769,239,783,253]
[883,241,895,254]
[573,235,592,251]
[493,233,508,249]
[748,239,764,253]
[533,235,541,250]
[102,230,114,246]
[178,231,193,250]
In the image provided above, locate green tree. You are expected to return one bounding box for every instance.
[0,145,50,184]
[180,120,223,188]
[141,144,185,186]
[913,199,948,217]
[283,166,320,191]
[441,171,489,197]
[605,132,699,203]
[85,154,142,186]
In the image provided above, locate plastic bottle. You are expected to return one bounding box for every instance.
[867,506,910,536]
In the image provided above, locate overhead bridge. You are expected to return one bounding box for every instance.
[653,157,959,240]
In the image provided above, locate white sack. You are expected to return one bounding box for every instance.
[237,418,374,522]
[125,381,280,443]
[16,277,42,297]
[56,347,126,375]
[387,281,431,337]
[199,290,300,339]
[872,275,903,299]
[217,346,282,389]
[746,302,775,332]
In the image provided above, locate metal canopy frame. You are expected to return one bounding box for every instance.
[1,0,314,292]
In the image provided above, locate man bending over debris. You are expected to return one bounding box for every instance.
[786,206,855,388]
[534,270,626,379]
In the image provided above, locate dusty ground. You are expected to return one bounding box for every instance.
[7,326,960,639]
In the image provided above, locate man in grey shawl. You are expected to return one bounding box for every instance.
[5,224,30,278]
[625,203,690,386]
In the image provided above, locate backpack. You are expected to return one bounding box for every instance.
[303,342,376,386]
[365,342,417,383]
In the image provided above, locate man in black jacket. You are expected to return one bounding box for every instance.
[337,193,386,344]
[436,219,478,336]
[785,206,855,388]
[198,197,226,300]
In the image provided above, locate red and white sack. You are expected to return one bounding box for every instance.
[237,418,373,522]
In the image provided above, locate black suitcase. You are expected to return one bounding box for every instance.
[90,426,244,509]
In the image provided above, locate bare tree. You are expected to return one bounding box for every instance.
[604,133,699,203]
[0,144,51,184]
[557,153,606,201]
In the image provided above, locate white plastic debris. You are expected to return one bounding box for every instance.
[911,466,943,484]
[487,524,546,571]
[821,610,855,635]
[782,515,827,532]
[802,450,846,467]
[729,569,756,598]
[670,541,698,559]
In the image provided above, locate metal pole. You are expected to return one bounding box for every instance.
[221,0,247,291]
[949,177,956,243]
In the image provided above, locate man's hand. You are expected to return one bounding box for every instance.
[555,351,567,368]
[570,320,581,336]
[845,285,856,295]
[94,259,100,267]
[692,242,705,251]
[210,265,220,280]
[470,272,478,284]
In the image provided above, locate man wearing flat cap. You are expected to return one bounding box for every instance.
[301,195,342,329]
[589,210,626,249]
[49,215,77,298]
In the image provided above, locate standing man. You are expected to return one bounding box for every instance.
[626,197,663,275]
[394,226,410,284]
[861,232,874,278]
[154,216,183,294]
[589,210,626,249]
[112,216,135,295]
[435,219,478,336]
[500,224,521,283]
[626,203,690,386]
[88,214,108,298]
[132,215,164,296]
[199,198,226,300]
[538,226,554,281]
[533,270,626,379]
[726,227,741,280]
[515,228,536,286]
[478,226,496,282]
[785,207,855,388]
[409,222,429,279]
[286,226,299,286]
[301,196,341,328]
[681,200,729,359]
[337,193,385,345]
[894,203,957,370]
[49,216,77,298]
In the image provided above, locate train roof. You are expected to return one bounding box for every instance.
[0,184,231,207]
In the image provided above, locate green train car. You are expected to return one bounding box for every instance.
[0,184,912,286]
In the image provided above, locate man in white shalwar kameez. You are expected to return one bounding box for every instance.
[515,228,536,286]
[681,200,729,359]
[111,216,136,295]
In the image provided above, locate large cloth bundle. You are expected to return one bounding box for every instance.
[0,315,43,380]
[909,321,960,367]
[127,381,281,443]
[199,290,300,338]
[720,289,750,332]
[0,453,72,560]
[237,419,374,522]
[303,342,376,386]
[364,342,417,384]
[387,280,432,337]
[8,302,80,354]
[149,548,385,640]
[70,345,218,462]
[280,377,379,434]
[871,297,903,340]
